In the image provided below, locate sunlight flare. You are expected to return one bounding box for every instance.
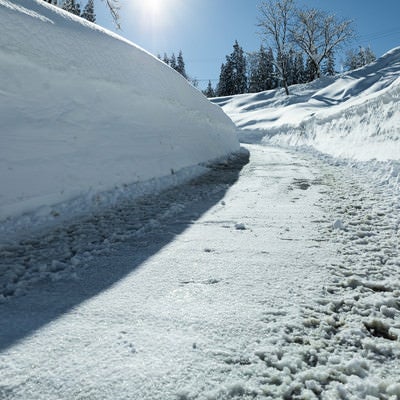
[129,0,184,33]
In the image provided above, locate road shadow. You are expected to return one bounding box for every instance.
[0,148,249,351]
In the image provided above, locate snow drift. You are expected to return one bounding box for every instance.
[0,0,239,227]
[213,47,400,161]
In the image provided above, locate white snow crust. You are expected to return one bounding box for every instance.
[0,0,239,233]
[214,47,400,162]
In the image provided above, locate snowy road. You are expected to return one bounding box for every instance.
[1,145,399,399]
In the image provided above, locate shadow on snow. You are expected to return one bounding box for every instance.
[0,148,249,351]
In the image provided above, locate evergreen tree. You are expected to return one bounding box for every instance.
[305,56,318,82]
[217,40,247,96]
[203,80,216,98]
[175,51,187,78]
[248,45,276,93]
[247,51,260,93]
[217,62,234,96]
[62,0,80,15]
[162,53,169,65]
[266,47,277,89]
[286,49,295,86]
[169,53,177,70]
[323,50,335,76]
[344,46,376,71]
[358,46,376,66]
[81,0,95,22]
[293,52,305,84]
[232,40,248,94]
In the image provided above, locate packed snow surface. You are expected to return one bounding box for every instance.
[0,0,239,230]
[1,145,399,399]
[1,1,400,399]
[213,47,400,161]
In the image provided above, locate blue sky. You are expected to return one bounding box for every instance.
[95,0,400,89]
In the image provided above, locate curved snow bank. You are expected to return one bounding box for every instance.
[0,0,239,223]
[214,47,400,161]
[269,80,400,161]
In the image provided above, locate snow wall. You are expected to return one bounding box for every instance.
[214,47,400,162]
[0,0,240,225]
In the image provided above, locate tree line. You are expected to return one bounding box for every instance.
[209,0,376,98]
[43,0,96,23]
[157,51,188,80]
[43,0,120,27]
[42,0,376,99]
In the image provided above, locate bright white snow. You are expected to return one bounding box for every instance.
[0,0,239,236]
[1,144,399,399]
[1,1,400,399]
[213,47,400,162]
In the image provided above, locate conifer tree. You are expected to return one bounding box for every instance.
[286,49,295,86]
[162,53,169,65]
[176,51,187,79]
[323,50,335,76]
[81,0,96,22]
[305,56,318,82]
[266,47,276,89]
[217,62,234,96]
[231,40,248,94]
[62,0,80,16]
[344,46,376,71]
[248,45,276,93]
[203,81,216,98]
[169,53,177,70]
[217,41,248,96]
[293,52,305,83]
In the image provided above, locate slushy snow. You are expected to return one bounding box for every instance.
[1,1,400,399]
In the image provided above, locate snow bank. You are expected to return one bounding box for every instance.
[214,47,400,162]
[0,0,239,228]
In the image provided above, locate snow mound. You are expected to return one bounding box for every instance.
[213,47,400,161]
[0,0,239,226]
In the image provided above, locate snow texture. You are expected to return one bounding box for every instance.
[214,47,400,162]
[0,0,239,231]
[1,145,399,399]
[1,1,400,399]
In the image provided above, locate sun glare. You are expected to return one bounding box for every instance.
[143,0,164,19]
[128,0,184,34]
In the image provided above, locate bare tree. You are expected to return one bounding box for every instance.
[257,0,295,95]
[102,0,120,28]
[291,8,354,79]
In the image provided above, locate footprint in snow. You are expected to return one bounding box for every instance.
[235,223,246,230]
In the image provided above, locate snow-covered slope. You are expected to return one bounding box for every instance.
[0,0,239,229]
[213,48,400,161]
